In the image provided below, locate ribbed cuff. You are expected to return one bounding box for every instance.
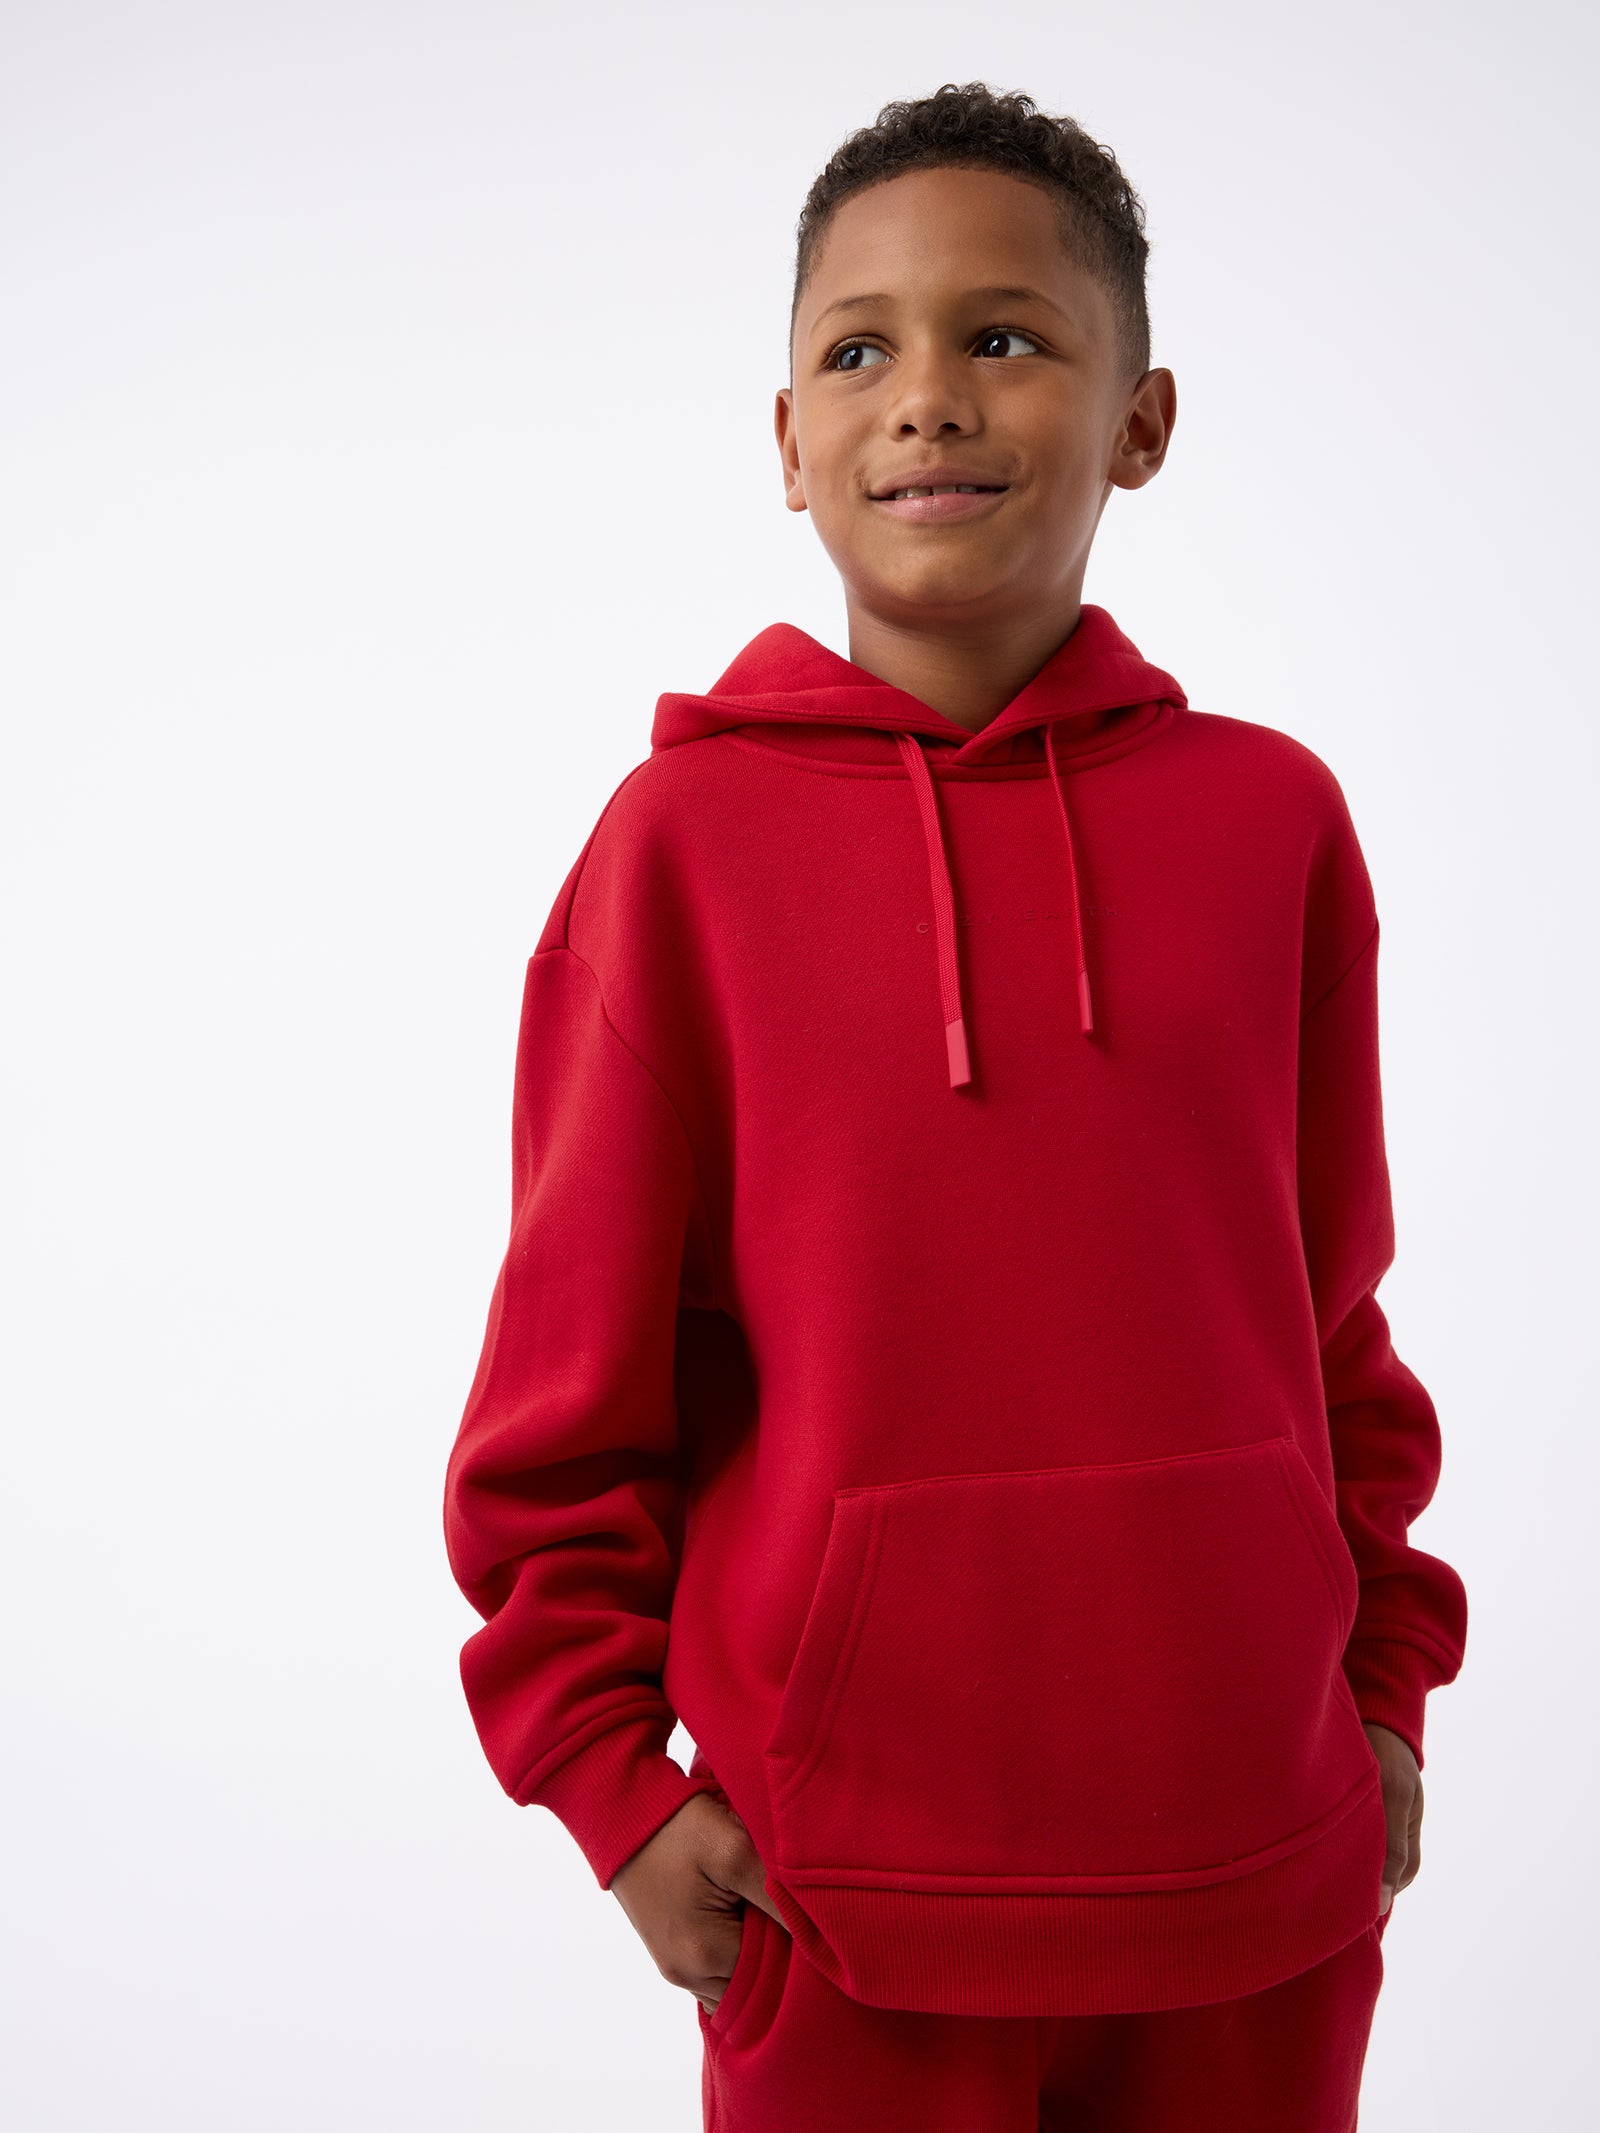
[1343,1638,1432,1771]
[522,1715,724,1889]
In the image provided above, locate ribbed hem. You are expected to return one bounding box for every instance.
[522,1716,723,1889]
[1343,1638,1434,1771]
[759,1770,1389,2017]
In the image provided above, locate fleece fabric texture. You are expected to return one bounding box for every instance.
[443,606,1468,2018]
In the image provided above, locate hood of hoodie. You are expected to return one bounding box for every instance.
[651,606,1188,1088]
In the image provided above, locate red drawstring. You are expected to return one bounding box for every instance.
[1044,723,1095,1038]
[895,733,971,1087]
[897,724,1096,1091]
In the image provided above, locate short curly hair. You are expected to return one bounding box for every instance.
[792,82,1151,379]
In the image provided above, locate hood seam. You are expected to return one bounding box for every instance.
[710,705,1180,783]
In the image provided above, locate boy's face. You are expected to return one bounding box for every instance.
[776,167,1174,636]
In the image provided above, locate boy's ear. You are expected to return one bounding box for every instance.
[774,387,808,514]
[1108,367,1177,493]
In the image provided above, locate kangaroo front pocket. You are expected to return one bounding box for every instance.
[762,1435,1379,1887]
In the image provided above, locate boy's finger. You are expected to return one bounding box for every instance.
[699,1805,790,1925]
[1397,1780,1425,1894]
[1380,1767,1426,1908]
[1379,1806,1409,1911]
[696,1932,743,2010]
[710,1856,788,1924]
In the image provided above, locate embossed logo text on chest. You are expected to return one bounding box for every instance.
[914,903,1120,934]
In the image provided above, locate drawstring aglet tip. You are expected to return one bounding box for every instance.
[945,1017,972,1088]
[1077,969,1095,1038]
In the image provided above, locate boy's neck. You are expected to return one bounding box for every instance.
[843,598,1091,733]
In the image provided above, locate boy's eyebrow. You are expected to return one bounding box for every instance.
[812,292,893,325]
[968,284,1069,316]
[811,283,1071,328]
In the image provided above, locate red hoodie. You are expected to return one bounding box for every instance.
[443,606,1468,2018]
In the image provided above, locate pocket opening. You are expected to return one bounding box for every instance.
[765,1495,886,1803]
[1268,1437,1358,1639]
[706,1902,763,2040]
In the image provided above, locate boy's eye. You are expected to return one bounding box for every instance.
[831,342,890,372]
[974,329,1040,359]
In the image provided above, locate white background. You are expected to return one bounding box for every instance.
[3,3,1593,2126]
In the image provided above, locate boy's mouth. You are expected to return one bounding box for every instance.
[868,470,1011,523]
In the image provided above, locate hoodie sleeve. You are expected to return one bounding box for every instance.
[443,941,724,1887]
[1296,917,1469,1772]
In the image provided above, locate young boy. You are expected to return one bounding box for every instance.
[444,83,1468,2131]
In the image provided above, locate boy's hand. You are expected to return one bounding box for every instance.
[610,1793,788,2017]
[1364,1721,1423,1914]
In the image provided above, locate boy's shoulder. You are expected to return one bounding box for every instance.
[531,742,732,960]
[1176,706,1375,911]
[1176,703,1359,824]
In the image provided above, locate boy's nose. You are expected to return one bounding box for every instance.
[888,353,981,437]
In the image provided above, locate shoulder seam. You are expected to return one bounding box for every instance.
[1300,918,1379,1025]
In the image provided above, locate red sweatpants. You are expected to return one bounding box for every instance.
[698,1907,1388,2132]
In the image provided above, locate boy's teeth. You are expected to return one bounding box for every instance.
[893,485,983,499]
